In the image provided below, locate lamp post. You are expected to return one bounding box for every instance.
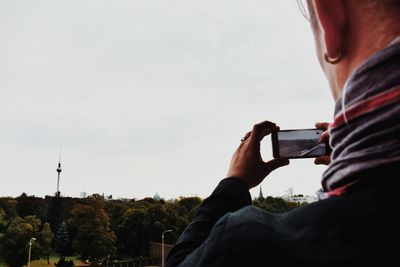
[161,230,173,267]
[27,237,36,267]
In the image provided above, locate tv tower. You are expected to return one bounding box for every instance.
[56,146,62,197]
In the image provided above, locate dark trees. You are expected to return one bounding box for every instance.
[68,201,116,260]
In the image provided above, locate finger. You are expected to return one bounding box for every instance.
[319,130,330,144]
[315,122,330,130]
[240,131,252,143]
[314,156,331,165]
[249,121,278,143]
[263,158,290,174]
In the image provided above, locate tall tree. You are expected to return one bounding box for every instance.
[39,222,54,264]
[69,202,116,261]
[54,221,71,260]
[16,194,47,222]
[253,196,303,213]
[0,216,41,267]
[117,199,187,257]
[47,196,64,234]
[0,198,18,220]
[0,208,8,235]
[118,206,150,256]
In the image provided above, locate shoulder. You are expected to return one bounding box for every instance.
[223,197,339,231]
[211,198,351,264]
[214,190,399,265]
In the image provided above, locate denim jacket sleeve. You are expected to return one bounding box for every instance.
[165,177,252,267]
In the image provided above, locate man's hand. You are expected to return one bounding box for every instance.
[314,122,331,165]
[227,121,290,189]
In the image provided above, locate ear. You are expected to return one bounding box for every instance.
[313,0,347,59]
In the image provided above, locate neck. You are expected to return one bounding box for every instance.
[331,21,400,100]
[321,40,400,197]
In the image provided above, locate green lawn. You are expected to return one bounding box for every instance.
[0,256,83,267]
[0,258,8,267]
[30,256,81,267]
[0,258,159,267]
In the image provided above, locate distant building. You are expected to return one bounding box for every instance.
[281,187,317,203]
[80,192,87,198]
[285,187,294,197]
[154,192,163,201]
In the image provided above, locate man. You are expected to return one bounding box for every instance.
[166,0,400,265]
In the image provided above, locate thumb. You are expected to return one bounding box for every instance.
[314,156,331,165]
[263,158,290,174]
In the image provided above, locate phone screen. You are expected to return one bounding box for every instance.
[271,129,327,158]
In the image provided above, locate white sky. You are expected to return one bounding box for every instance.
[0,0,333,200]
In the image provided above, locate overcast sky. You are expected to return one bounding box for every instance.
[0,0,333,200]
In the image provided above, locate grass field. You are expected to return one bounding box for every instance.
[0,256,82,267]
[30,256,80,267]
[0,258,158,267]
[0,258,8,267]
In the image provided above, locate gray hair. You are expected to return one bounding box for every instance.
[299,0,400,35]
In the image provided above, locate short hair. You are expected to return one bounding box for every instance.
[301,0,400,19]
[300,0,400,33]
[355,0,400,10]
[354,0,400,21]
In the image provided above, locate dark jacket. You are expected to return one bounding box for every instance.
[166,168,400,266]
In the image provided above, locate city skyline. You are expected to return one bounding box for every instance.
[0,1,332,200]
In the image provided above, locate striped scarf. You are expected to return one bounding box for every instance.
[320,37,400,198]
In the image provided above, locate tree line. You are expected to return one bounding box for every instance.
[0,193,303,267]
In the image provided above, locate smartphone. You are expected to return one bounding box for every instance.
[271,129,330,159]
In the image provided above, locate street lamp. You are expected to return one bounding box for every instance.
[27,237,36,267]
[161,230,173,267]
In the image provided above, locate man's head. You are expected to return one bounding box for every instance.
[304,0,400,100]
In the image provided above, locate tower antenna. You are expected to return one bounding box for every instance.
[59,145,62,163]
[56,145,62,197]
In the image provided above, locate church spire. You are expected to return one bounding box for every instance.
[259,186,264,199]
